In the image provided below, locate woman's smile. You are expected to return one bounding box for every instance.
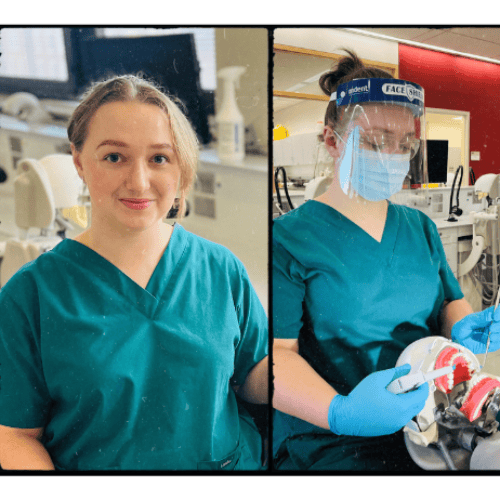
[119,198,153,210]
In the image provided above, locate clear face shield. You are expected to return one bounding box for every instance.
[331,78,427,202]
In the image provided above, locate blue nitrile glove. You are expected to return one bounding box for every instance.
[327,364,429,437]
[451,306,500,354]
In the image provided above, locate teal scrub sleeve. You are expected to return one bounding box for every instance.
[429,221,464,302]
[272,239,307,340]
[0,281,52,429]
[230,264,268,387]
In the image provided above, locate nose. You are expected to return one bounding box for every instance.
[125,158,150,193]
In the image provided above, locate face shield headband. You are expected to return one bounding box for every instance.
[330,78,424,118]
[331,78,427,201]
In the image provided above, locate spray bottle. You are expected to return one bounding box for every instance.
[216,66,247,163]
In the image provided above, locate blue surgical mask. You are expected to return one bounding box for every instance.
[337,126,410,202]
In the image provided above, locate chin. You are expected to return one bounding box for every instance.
[119,214,161,233]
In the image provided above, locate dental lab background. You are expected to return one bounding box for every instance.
[0,27,268,310]
[273,26,500,325]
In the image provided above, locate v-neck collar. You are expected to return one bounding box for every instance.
[54,224,188,317]
[306,200,400,263]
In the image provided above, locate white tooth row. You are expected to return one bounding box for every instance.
[462,374,492,420]
[444,352,473,391]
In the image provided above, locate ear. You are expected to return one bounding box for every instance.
[70,143,85,183]
[323,125,341,159]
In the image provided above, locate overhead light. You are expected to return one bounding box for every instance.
[343,28,500,66]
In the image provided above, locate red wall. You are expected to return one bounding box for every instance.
[398,44,500,179]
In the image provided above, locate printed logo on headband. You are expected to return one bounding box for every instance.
[382,83,423,103]
[345,80,370,98]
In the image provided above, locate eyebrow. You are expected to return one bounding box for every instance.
[96,140,175,150]
[366,127,416,138]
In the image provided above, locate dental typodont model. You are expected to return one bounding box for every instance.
[459,375,500,421]
[394,336,500,470]
[434,346,475,394]
[432,344,500,421]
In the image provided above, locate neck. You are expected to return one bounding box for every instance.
[316,172,388,222]
[76,217,172,266]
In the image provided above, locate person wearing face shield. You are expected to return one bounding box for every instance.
[272,50,500,471]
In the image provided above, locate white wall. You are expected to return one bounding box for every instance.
[274,100,326,135]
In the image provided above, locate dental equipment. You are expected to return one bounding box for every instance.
[483,285,500,369]
[387,365,455,394]
[0,154,85,287]
[394,336,500,470]
[274,166,295,214]
[447,165,464,222]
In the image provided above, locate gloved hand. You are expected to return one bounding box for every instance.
[451,306,500,354]
[328,364,428,437]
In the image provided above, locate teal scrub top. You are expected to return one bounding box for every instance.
[0,224,268,471]
[272,200,464,458]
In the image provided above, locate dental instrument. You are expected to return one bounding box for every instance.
[387,365,455,395]
[483,285,500,368]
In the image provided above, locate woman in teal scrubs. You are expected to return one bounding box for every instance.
[0,75,268,470]
[273,51,500,470]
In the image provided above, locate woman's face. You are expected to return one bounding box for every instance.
[324,104,418,160]
[72,101,181,234]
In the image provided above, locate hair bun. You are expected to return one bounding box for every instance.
[319,49,365,96]
[319,49,394,129]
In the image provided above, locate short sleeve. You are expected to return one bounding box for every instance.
[0,276,51,429]
[429,221,465,303]
[230,265,268,387]
[272,237,306,340]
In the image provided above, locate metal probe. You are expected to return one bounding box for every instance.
[483,286,500,369]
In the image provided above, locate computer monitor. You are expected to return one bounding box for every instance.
[0,28,78,99]
[409,139,449,185]
[78,33,210,144]
[426,140,449,184]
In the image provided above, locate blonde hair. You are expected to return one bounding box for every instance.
[68,75,199,217]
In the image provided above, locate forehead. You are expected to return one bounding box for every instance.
[86,101,172,141]
[352,103,416,134]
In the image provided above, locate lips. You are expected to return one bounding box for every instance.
[120,199,152,210]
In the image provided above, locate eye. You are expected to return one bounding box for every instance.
[104,153,122,164]
[366,139,384,152]
[152,154,170,165]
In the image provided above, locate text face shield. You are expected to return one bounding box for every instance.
[333,78,427,202]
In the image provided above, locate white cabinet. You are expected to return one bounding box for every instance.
[438,226,459,276]
[273,132,320,167]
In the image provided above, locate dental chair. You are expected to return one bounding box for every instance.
[0,154,85,288]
